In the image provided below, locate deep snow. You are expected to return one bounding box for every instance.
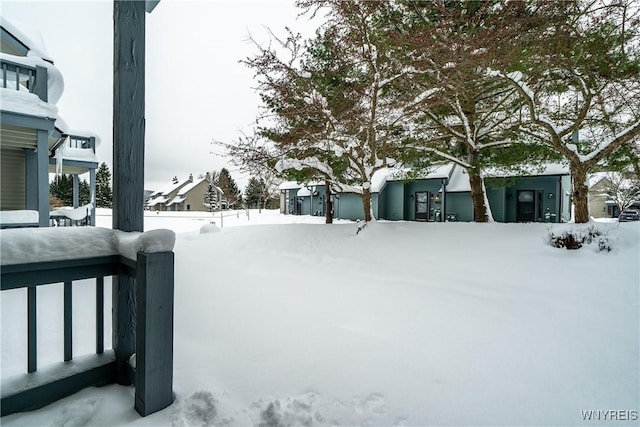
[1,210,638,426]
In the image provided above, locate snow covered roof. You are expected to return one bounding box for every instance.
[297,187,311,197]
[370,164,455,192]
[445,166,471,192]
[167,196,186,206]
[150,178,191,197]
[0,16,52,61]
[588,172,608,188]
[177,177,207,196]
[484,163,570,178]
[278,181,302,190]
[146,196,169,206]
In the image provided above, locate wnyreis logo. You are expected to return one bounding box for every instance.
[581,410,638,422]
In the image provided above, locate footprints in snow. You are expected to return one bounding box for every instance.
[172,390,399,426]
[172,391,219,427]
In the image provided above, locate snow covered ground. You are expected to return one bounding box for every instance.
[1,210,638,426]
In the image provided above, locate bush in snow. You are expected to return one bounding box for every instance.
[547,225,611,252]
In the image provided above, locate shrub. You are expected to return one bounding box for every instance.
[547,225,611,252]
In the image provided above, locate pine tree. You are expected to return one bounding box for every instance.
[214,168,243,209]
[244,177,264,209]
[50,174,90,206]
[96,162,113,208]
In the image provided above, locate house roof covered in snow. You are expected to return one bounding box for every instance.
[0,16,52,61]
[150,178,191,197]
[177,177,207,196]
[278,181,302,191]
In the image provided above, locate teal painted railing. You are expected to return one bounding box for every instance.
[0,58,47,102]
[1,251,174,417]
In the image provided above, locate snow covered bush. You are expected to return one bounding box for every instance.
[547,225,611,252]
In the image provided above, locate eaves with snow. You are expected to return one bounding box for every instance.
[1,16,99,163]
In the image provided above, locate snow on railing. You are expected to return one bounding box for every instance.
[0,227,176,417]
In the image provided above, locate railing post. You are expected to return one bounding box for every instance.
[27,286,37,373]
[135,251,174,416]
[96,277,104,354]
[34,65,48,102]
[64,281,73,361]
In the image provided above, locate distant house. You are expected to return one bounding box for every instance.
[588,172,640,218]
[147,174,220,212]
[166,176,209,211]
[1,17,99,227]
[282,163,572,223]
[146,176,191,211]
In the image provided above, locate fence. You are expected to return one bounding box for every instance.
[0,251,174,417]
[1,59,47,101]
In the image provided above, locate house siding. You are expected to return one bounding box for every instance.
[380,181,404,220]
[1,147,26,210]
[444,193,474,222]
[335,194,365,220]
[180,180,208,211]
[487,175,562,223]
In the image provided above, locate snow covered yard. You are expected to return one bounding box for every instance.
[1,211,638,426]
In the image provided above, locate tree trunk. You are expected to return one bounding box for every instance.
[468,168,489,222]
[571,164,590,223]
[325,181,333,224]
[362,187,372,222]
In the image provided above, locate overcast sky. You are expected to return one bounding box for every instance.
[2,0,322,192]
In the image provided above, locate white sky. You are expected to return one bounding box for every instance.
[1,0,322,192]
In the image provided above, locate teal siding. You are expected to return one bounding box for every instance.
[296,185,326,216]
[380,181,404,220]
[445,193,474,222]
[486,186,506,222]
[372,193,379,219]
[336,194,365,220]
[402,180,444,221]
[317,172,570,223]
[486,176,565,223]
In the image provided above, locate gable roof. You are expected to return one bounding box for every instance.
[177,177,207,196]
[150,178,191,197]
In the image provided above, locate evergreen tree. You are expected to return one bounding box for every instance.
[96,162,113,208]
[214,168,243,209]
[50,174,90,206]
[245,177,267,209]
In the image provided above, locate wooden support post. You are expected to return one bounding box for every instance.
[89,167,96,226]
[73,175,79,208]
[34,65,48,102]
[27,286,37,373]
[96,277,104,354]
[64,281,72,362]
[135,252,174,416]
[113,0,146,386]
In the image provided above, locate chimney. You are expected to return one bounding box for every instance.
[189,173,193,182]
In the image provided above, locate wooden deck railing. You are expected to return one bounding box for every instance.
[0,58,48,101]
[0,251,174,417]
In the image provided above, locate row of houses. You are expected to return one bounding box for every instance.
[0,16,634,226]
[280,163,637,223]
[145,173,223,212]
